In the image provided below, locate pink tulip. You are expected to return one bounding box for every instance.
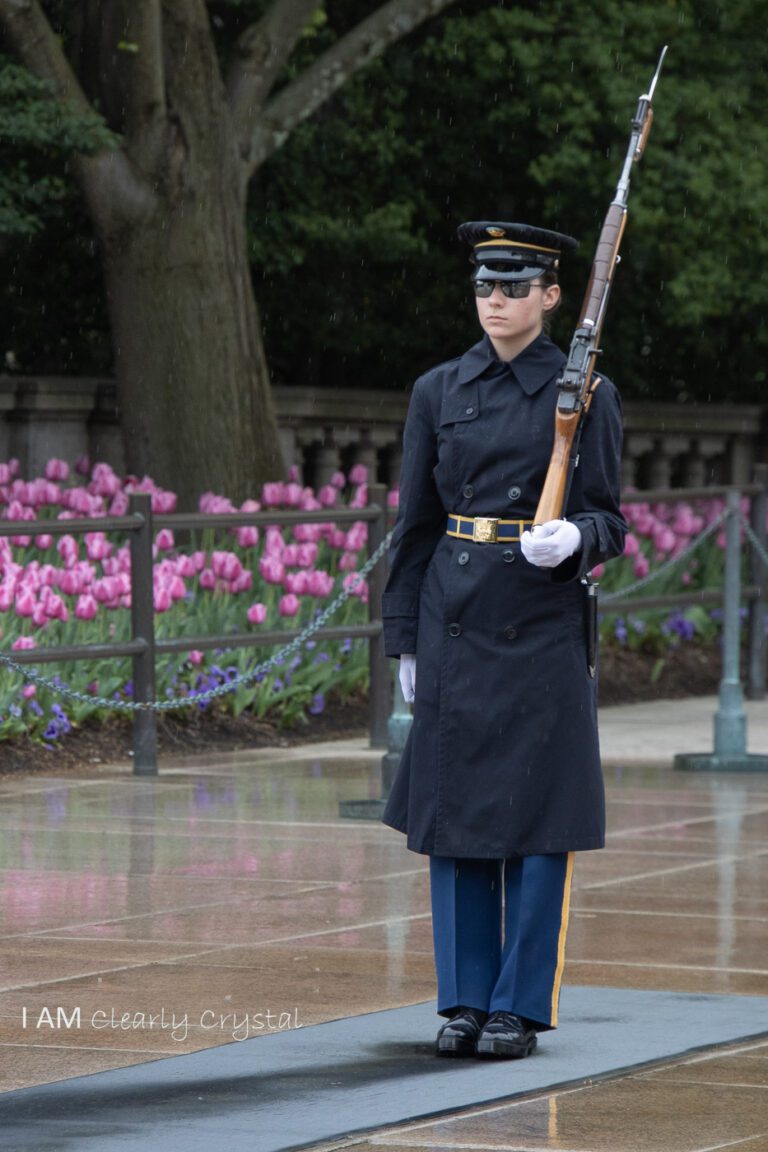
[236,526,259,548]
[230,569,253,593]
[168,575,186,601]
[387,489,399,509]
[343,573,368,603]
[109,491,130,516]
[633,555,650,579]
[329,529,348,550]
[0,586,13,612]
[74,594,98,622]
[175,554,197,579]
[155,528,175,552]
[0,463,11,484]
[293,523,322,543]
[349,464,368,485]
[15,588,36,617]
[247,602,267,625]
[259,555,285,585]
[57,535,79,567]
[151,489,177,514]
[44,458,69,482]
[199,568,216,590]
[622,533,640,558]
[32,602,48,627]
[35,534,54,550]
[318,485,338,508]
[296,542,318,567]
[154,586,172,612]
[265,526,285,556]
[190,550,207,572]
[59,569,82,596]
[306,570,334,597]
[590,563,605,580]
[188,650,204,665]
[75,454,91,476]
[261,482,285,506]
[279,593,300,617]
[330,471,346,490]
[345,522,368,551]
[284,571,309,595]
[653,526,676,554]
[22,683,36,699]
[300,491,321,511]
[211,551,242,581]
[199,491,236,514]
[44,593,68,622]
[12,636,36,650]
[86,533,113,561]
[90,463,122,497]
[339,551,358,571]
[283,482,303,507]
[350,484,368,509]
[240,498,261,514]
[287,464,301,482]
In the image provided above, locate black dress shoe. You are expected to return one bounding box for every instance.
[476,1011,537,1059]
[435,1007,488,1057]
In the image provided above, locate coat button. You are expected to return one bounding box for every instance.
[448,623,462,637]
[502,549,516,564]
[458,551,470,565]
[462,484,474,499]
[465,406,474,415]
[504,625,518,640]
[508,485,522,501]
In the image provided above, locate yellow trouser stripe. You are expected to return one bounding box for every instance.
[550,851,575,1027]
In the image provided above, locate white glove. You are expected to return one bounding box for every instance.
[521,520,582,568]
[399,653,416,703]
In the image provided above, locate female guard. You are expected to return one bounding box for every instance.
[381,221,626,1058]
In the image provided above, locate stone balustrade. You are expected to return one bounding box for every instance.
[1,375,766,491]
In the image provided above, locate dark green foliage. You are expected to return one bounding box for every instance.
[5,2,768,402]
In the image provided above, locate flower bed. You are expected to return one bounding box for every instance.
[0,457,760,747]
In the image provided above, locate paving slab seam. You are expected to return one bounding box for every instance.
[17,910,434,950]
[578,849,768,890]
[570,906,768,922]
[567,958,768,975]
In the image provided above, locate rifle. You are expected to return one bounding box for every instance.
[534,46,668,525]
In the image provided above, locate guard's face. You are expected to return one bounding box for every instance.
[474,278,560,350]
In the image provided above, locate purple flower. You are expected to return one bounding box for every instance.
[309,693,326,715]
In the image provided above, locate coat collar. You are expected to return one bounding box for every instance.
[457,332,565,396]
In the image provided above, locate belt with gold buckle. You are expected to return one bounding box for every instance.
[446,514,531,544]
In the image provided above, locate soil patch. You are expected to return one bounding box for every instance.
[0,644,734,779]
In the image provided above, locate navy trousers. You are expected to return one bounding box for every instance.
[429,853,575,1031]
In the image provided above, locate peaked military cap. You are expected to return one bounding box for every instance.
[457,221,579,281]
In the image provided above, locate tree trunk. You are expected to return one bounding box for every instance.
[101,152,283,511]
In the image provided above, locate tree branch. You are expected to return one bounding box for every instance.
[0,0,153,234]
[227,0,319,143]
[115,0,168,172]
[243,0,458,176]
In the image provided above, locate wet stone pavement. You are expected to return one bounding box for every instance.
[1,703,767,1151]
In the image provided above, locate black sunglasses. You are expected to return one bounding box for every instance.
[472,279,546,299]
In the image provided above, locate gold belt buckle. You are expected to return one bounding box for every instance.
[472,517,499,543]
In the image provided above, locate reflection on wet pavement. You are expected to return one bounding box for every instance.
[1,740,767,1151]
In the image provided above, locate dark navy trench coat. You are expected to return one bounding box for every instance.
[381,332,626,859]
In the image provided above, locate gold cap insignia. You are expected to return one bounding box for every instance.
[485,227,507,238]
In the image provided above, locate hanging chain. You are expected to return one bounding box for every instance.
[0,532,393,713]
[742,517,768,572]
[601,507,728,603]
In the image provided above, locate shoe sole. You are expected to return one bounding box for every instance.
[476,1035,537,1059]
[435,1037,477,1057]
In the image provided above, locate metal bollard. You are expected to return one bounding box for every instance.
[129,493,158,775]
[675,489,768,773]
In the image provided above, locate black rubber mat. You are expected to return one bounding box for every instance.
[3,986,767,1152]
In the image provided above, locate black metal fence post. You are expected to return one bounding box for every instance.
[128,493,158,775]
[747,463,767,700]
[367,483,390,749]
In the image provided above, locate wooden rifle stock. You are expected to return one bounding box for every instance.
[533,48,667,527]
